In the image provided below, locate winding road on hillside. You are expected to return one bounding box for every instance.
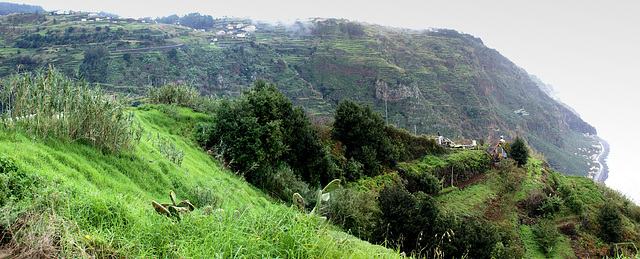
[109,43,186,53]
[593,137,609,183]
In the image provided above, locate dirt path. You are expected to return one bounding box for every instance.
[109,43,186,53]
[439,173,486,195]
[456,173,486,189]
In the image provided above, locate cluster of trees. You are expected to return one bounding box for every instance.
[0,2,45,15]
[156,13,215,30]
[193,80,443,197]
[188,80,520,256]
[312,19,365,38]
[13,27,125,49]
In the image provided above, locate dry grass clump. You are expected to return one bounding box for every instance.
[0,66,135,154]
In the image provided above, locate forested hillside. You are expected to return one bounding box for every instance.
[0,12,600,177]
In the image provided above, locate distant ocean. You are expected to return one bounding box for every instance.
[604,139,640,204]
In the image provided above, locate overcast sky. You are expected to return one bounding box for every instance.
[8,0,640,199]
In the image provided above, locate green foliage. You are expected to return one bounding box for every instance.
[262,164,311,203]
[0,67,135,154]
[332,100,398,178]
[419,173,442,195]
[148,83,216,114]
[509,136,529,167]
[538,195,562,216]
[204,80,335,186]
[558,182,584,215]
[0,105,403,258]
[443,217,501,259]
[532,218,560,255]
[598,202,623,243]
[385,124,446,162]
[375,183,442,255]
[0,156,41,207]
[79,46,110,82]
[327,187,380,241]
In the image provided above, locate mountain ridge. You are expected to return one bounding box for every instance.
[0,12,603,178]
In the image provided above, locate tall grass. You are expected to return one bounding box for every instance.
[0,66,134,154]
[0,103,402,258]
[147,83,216,114]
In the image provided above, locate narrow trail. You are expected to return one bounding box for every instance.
[109,43,186,53]
[439,173,486,195]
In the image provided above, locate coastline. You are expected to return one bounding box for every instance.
[594,136,610,183]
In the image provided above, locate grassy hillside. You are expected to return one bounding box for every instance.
[0,105,399,257]
[1,69,639,258]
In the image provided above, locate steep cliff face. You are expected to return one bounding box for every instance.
[281,23,598,176]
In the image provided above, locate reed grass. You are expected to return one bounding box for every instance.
[0,66,135,154]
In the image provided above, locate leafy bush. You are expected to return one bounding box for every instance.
[559,183,584,215]
[539,195,562,216]
[203,80,336,187]
[598,202,622,243]
[532,218,560,255]
[385,124,445,162]
[332,100,398,177]
[147,84,215,114]
[263,164,311,203]
[420,173,442,195]
[444,217,501,259]
[375,183,441,255]
[508,136,529,167]
[327,187,380,240]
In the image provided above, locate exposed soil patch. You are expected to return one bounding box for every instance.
[483,197,506,222]
[438,173,486,195]
[456,173,485,189]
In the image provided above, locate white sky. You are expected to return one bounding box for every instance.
[8,0,640,199]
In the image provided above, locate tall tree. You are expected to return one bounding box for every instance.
[332,100,398,178]
[509,136,529,167]
[207,80,335,186]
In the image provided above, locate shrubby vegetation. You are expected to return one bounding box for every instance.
[509,136,530,167]
[196,80,335,193]
[332,99,398,179]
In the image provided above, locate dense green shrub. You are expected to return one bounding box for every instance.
[375,184,441,255]
[0,156,40,207]
[444,217,501,259]
[327,187,380,241]
[385,125,446,162]
[509,136,529,167]
[332,100,398,178]
[203,80,335,187]
[420,173,442,195]
[559,183,584,215]
[263,164,311,203]
[539,195,562,216]
[598,202,622,243]
[532,218,560,255]
[147,84,216,114]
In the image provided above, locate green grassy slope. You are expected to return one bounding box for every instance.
[0,105,400,258]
